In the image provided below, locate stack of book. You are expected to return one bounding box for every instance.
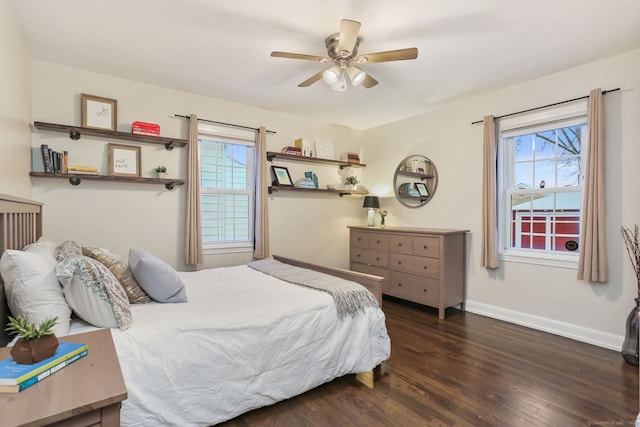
[295,178,316,189]
[340,152,361,164]
[40,145,68,173]
[132,121,160,136]
[0,342,88,393]
[281,146,302,156]
[66,165,99,175]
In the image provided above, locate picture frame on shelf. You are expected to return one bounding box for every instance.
[271,165,293,186]
[414,182,430,198]
[81,93,117,131]
[416,167,425,174]
[108,143,141,177]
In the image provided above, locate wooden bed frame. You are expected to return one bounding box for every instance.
[0,193,383,386]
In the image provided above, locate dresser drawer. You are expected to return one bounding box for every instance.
[389,253,440,277]
[387,271,439,306]
[351,231,370,249]
[350,248,389,268]
[390,235,412,254]
[412,236,440,258]
[351,231,390,250]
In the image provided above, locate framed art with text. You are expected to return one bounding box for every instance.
[108,143,141,177]
[81,93,118,131]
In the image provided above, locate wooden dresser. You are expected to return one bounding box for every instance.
[349,226,468,319]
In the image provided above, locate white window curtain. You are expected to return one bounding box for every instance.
[185,114,203,265]
[481,115,499,269]
[253,127,270,259]
[577,88,608,282]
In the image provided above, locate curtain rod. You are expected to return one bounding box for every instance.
[174,114,276,134]
[470,88,620,125]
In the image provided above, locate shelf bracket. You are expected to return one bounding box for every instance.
[165,182,176,190]
[69,177,82,186]
[164,142,175,151]
[69,129,81,140]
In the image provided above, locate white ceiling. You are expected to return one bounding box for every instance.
[9,0,640,130]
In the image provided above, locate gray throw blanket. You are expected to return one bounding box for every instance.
[247,258,379,319]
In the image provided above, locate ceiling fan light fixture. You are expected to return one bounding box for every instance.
[347,66,366,86]
[322,65,341,85]
[331,70,347,91]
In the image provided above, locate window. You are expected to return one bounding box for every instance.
[497,102,587,266]
[199,123,255,253]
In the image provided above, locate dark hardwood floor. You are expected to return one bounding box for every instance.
[220,297,639,427]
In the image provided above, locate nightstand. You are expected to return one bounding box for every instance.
[0,328,127,427]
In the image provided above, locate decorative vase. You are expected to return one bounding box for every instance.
[347,184,357,191]
[11,335,59,364]
[380,217,386,228]
[621,298,639,366]
[157,172,168,179]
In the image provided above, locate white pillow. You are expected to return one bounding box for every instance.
[129,249,187,303]
[0,249,71,337]
[23,236,58,258]
[56,254,132,330]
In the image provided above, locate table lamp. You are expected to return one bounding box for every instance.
[362,196,380,227]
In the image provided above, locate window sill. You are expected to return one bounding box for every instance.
[500,253,578,270]
[203,246,253,255]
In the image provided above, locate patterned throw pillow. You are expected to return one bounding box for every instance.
[56,254,132,330]
[55,240,83,262]
[82,247,151,304]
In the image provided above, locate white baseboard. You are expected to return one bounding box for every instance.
[465,301,623,351]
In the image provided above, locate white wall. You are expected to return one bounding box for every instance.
[29,61,365,271]
[362,49,640,350]
[0,0,31,197]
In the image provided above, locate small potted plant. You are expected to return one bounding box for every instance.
[345,175,359,191]
[154,166,168,178]
[6,316,59,364]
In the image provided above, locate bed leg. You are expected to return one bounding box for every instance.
[355,364,382,389]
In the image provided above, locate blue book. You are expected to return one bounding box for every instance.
[0,349,88,393]
[0,342,88,386]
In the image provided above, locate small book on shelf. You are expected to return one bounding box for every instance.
[0,342,88,393]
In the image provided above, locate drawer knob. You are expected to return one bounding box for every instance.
[376,240,381,244]
[398,243,402,247]
[423,245,428,249]
[423,265,428,270]
[357,254,361,258]
[397,261,402,265]
[376,257,380,261]
[397,283,402,287]
[423,288,428,293]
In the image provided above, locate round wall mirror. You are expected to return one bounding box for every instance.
[393,155,438,208]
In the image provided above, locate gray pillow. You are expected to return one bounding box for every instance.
[128,249,187,303]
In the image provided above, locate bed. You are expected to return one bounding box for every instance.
[0,194,391,426]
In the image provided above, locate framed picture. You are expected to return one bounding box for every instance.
[414,182,430,198]
[416,167,425,174]
[108,143,141,177]
[81,93,118,131]
[271,165,293,186]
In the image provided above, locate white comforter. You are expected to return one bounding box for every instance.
[69,264,391,426]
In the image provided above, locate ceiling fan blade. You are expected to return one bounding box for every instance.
[338,19,361,56]
[271,51,329,62]
[361,73,378,89]
[298,71,324,87]
[360,47,418,63]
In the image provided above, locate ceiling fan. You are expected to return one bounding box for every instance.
[271,19,418,91]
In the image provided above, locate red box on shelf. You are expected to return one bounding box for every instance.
[132,121,160,136]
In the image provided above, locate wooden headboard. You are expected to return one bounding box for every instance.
[0,194,43,346]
